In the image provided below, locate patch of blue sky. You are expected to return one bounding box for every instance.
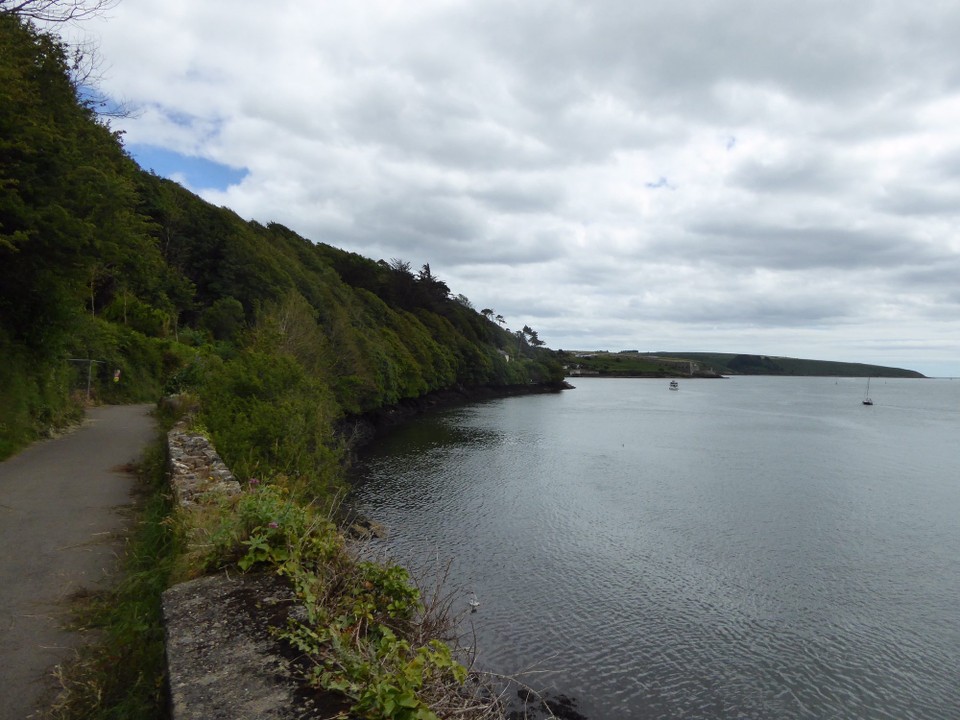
[163,109,201,128]
[645,176,675,190]
[74,83,127,117]
[128,144,249,191]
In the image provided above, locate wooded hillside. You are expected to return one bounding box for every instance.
[0,13,564,471]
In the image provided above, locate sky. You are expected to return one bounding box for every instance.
[64,0,960,377]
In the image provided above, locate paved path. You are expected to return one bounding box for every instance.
[0,404,156,720]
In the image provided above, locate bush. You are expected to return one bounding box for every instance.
[195,349,344,497]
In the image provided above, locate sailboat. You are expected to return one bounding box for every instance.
[862,377,873,406]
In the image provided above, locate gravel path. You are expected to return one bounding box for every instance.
[0,404,155,720]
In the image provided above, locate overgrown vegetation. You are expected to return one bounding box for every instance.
[2,11,564,718]
[209,476,505,719]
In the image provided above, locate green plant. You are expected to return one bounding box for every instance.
[237,530,289,571]
[318,627,467,720]
[220,475,477,720]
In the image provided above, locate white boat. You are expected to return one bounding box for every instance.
[862,377,873,406]
[669,380,679,391]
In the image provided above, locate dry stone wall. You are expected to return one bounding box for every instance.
[166,420,240,506]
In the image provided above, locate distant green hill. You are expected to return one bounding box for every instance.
[561,351,720,377]
[562,351,924,378]
[650,352,924,378]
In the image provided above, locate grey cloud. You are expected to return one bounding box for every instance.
[890,261,960,308]
[678,222,940,271]
[82,0,960,375]
[878,189,960,217]
[337,67,560,171]
[633,292,855,328]
[464,1,946,120]
[932,150,960,180]
[730,155,850,195]
[894,263,960,287]
[352,194,484,246]
[466,179,566,215]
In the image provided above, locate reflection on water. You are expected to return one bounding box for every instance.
[350,377,960,719]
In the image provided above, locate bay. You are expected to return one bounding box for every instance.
[349,376,960,719]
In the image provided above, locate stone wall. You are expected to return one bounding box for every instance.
[163,419,320,719]
[166,420,241,507]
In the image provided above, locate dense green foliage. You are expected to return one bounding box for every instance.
[0,13,564,464]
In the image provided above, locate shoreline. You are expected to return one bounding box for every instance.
[339,380,573,455]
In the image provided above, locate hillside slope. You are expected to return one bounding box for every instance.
[0,14,563,467]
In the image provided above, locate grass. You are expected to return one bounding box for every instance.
[44,441,177,720]
[564,351,681,376]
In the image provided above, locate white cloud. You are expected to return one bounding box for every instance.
[67,0,960,376]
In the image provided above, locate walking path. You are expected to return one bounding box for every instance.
[0,405,156,720]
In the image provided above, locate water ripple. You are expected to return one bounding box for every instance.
[351,378,960,719]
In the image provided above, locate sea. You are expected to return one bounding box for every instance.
[348,376,960,719]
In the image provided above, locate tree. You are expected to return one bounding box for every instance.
[524,326,545,347]
[495,314,505,327]
[0,0,117,23]
[1,0,131,117]
[480,308,494,321]
[201,297,245,341]
[1,13,149,350]
[388,258,412,276]
[415,263,450,306]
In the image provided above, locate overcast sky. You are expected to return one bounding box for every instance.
[67,0,960,376]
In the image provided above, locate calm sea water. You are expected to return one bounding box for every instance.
[349,377,960,719]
